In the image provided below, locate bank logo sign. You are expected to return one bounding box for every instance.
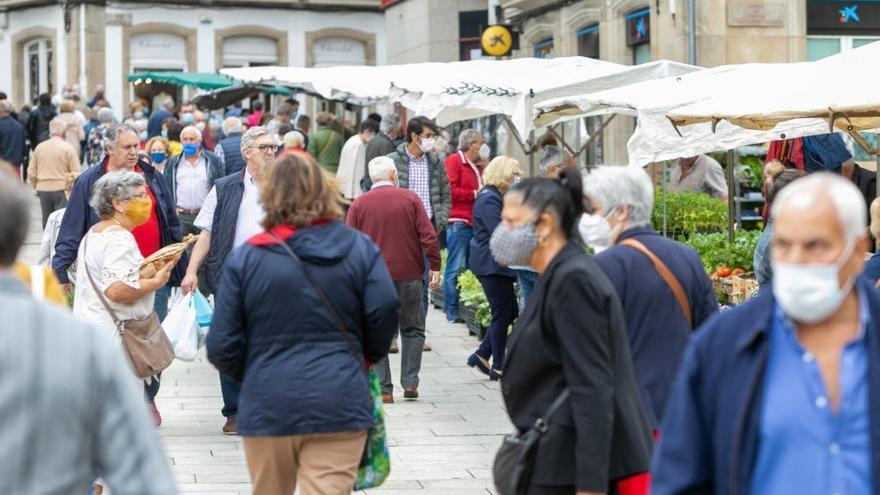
[840,5,861,23]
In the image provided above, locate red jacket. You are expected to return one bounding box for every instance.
[346,183,441,281]
[445,150,483,225]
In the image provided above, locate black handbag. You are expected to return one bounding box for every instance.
[493,389,570,495]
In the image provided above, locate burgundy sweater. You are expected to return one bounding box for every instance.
[346,184,441,281]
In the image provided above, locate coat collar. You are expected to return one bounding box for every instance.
[616,225,660,243]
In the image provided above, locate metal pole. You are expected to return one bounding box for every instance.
[488,0,498,25]
[688,0,697,65]
[662,161,668,237]
[727,149,736,244]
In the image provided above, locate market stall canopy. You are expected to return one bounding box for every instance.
[128,71,291,95]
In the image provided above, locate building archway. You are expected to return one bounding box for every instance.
[215,26,288,69]
[12,27,58,105]
[122,23,197,111]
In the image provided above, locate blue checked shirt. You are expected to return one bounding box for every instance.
[406,149,433,221]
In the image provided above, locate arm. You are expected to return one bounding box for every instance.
[550,273,615,492]
[706,163,729,201]
[99,238,172,304]
[105,263,172,304]
[481,194,504,238]
[181,229,211,294]
[206,252,247,382]
[436,156,452,227]
[27,151,38,188]
[306,133,320,156]
[52,176,91,283]
[446,156,478,204]
[361,250,400,365]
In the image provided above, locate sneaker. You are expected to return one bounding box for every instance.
[403,387,419,400]
[389,340,399,353]
[222,416,238,435]
[422,341,432,352]
[148,400,162,428]
[382,393,394,404]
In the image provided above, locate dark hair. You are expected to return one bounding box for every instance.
[253,101,264,111]
[367,113,382,124]
[0,161,31,266]
[359,119,380,134]
[167,120,184,141]
[406,116,439,143]
[0,92,7,100]
[284,98,299,108]
[276,122,294,136]
[296,114,311,129]
[510,167,584,238]
[38,93,52,106]
[764,165,807,209]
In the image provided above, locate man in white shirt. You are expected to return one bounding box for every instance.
[336,119,379,200]
[180,126,278,436]
[163,125,224,237]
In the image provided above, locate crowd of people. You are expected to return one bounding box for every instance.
[0,84,878,495]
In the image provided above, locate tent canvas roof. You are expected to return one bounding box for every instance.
[127,72,291,95]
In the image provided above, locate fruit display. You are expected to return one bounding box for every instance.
[139,234,198,278]
[710,266,758,305]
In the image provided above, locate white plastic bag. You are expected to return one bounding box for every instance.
[162,292,201,361]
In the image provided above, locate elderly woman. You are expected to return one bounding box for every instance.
[466,156,522,380]
[282,130,312,159]
[753,161,807,290]
[497,169,652,494]
[145,136,171,174]
[57,99,85,160]
[582,165,718,431]
[207,153,399,494]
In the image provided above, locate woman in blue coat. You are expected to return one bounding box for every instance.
[466,156,522,380]
[207,154,400,494]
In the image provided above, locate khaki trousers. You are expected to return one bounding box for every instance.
[243,429,367,495]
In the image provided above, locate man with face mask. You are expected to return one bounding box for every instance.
[181,126,278,435]
[163,125,225,239]
[653,172,879,495]
[442,128,485,323]
[52,123,187,427]
[582,165,718,432]
[346,156,441,403]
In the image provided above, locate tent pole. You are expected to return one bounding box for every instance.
[545,126,578,158]
[575,114,617,158]
[727,149,736,244]
[500,115,535,156]
[662,161,668,237]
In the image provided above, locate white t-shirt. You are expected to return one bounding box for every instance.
[194,168,265,249]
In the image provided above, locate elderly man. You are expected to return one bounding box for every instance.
[0,164,177,494]
[28,117,80,228]
[181,126,278,435]
[363,113,403,185]
[53,123,186,425]
[164,125,225,238]
[336,119,379,200]
[653,172,879,495]
[0,100,25,174]
[539,145,572,178]
[583,165,718,431]
[215,117,245,175]
[347,156,441,403]
[442,128,484,323]
[669,154,729,200]
[307,112,343,173]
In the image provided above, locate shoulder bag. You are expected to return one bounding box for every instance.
[493,389,570,495]
[269,233,390,490]
[619,238,693,328]
[83,233,175,379]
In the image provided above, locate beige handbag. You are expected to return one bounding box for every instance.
[83,234,175,379]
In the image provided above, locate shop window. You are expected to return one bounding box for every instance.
[460,10,489,61]
[24,38,52,104]
[626,8,651,65]
[807,1,880,60]
[807,36,880,60]
[534,38,554,59]
[222,36,278,68]
[576,24,600,59]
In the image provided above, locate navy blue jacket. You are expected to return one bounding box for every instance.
[596,227,718,427]
[0,115,25,167]
[206,220,400,437]
[52,158,187,285]
[651,279,880,495]
[469,186,515,278]
[147,109,171,139]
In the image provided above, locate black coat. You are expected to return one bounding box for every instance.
[502,243,652,492]
[27,104,56,146]
[469,186,514,278]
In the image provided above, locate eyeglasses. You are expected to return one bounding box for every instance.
[251,144,281,153]
[419,133,438,139]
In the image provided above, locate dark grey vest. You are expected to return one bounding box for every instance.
[219,133,245,175]
[205,172,244,293]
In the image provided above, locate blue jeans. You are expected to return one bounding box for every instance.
[145,284,172,401]
[220,373,241,418]
[444,223,472,321]
[514,269,539,311]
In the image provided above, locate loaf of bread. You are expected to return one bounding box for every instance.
[139,234,198,278]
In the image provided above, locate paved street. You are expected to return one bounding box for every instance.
[19,196,509,495]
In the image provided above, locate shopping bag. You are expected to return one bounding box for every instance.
[354,368,391,490]
[192,289,213,329]
[161,293,200,361]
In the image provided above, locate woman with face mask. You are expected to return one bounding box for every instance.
[582,165,718,433]
[493,168,652,495]
[466,156,522,381]
[145,136,171,174]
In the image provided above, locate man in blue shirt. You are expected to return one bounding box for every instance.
[652,172,879,495]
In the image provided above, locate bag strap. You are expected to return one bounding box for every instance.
[317,132,337,160]
[82,233,125,330]
[533,389,571,433]
[619,238,693,328]
[268,233,365,364]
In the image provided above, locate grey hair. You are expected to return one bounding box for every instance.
[222,116,243,135]
[283,130,305,149]
[369,156,397,182]
[49,117,67,136]
[97,107,115,124]
[582,165,654,229]
[180,125,203,142]
[106,123,138,147]
[539,146,566,176]
[89,170,146,219]
[0,100,13,114]
[457,129,483,151]
[380,113,401,134]
[240,126,271,154]
[0,166,33,265]
[771,172,867,242]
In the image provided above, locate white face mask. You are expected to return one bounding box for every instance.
[479,143,490,161]
[419,137,436,153]
[578,212,613,254]
[771,239,856,324]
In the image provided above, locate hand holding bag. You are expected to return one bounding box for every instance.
[83,234,175,379]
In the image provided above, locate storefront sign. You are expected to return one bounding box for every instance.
[481,24,517,57]
[105,13,132,27]
[727,1,785,27]
[808,1,880,35]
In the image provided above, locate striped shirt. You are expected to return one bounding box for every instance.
[406,149,433,220]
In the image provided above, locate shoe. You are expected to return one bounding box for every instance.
[467,353,491,376]
[389,340,399,353]
[148,400,162,428]
[489,369,503,381]
[422,341,432,352]
[403,387,419,399]
[382,393,394,404]
[222,416,238,435]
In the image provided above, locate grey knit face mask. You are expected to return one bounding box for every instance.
[490,222,540,268]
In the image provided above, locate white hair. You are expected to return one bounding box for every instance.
[582,165,654,228]
[368,156,397,182]
[49,117,67,137]
[283,130,305,149]
[458,129,483,151]
[180,125,203,142]
[222,116,242,136]
[771,172,866,242]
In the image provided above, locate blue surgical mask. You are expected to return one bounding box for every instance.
[181,113,195,124]
[161,129,168,138]
[182,143,200,156]
[150,151,167,164]
[138,131,147,142]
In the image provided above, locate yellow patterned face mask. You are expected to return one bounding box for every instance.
[124,196,153,227]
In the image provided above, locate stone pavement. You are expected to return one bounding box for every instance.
[18,195,510,495]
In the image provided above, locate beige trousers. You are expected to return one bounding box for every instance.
[243,429,367,495]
